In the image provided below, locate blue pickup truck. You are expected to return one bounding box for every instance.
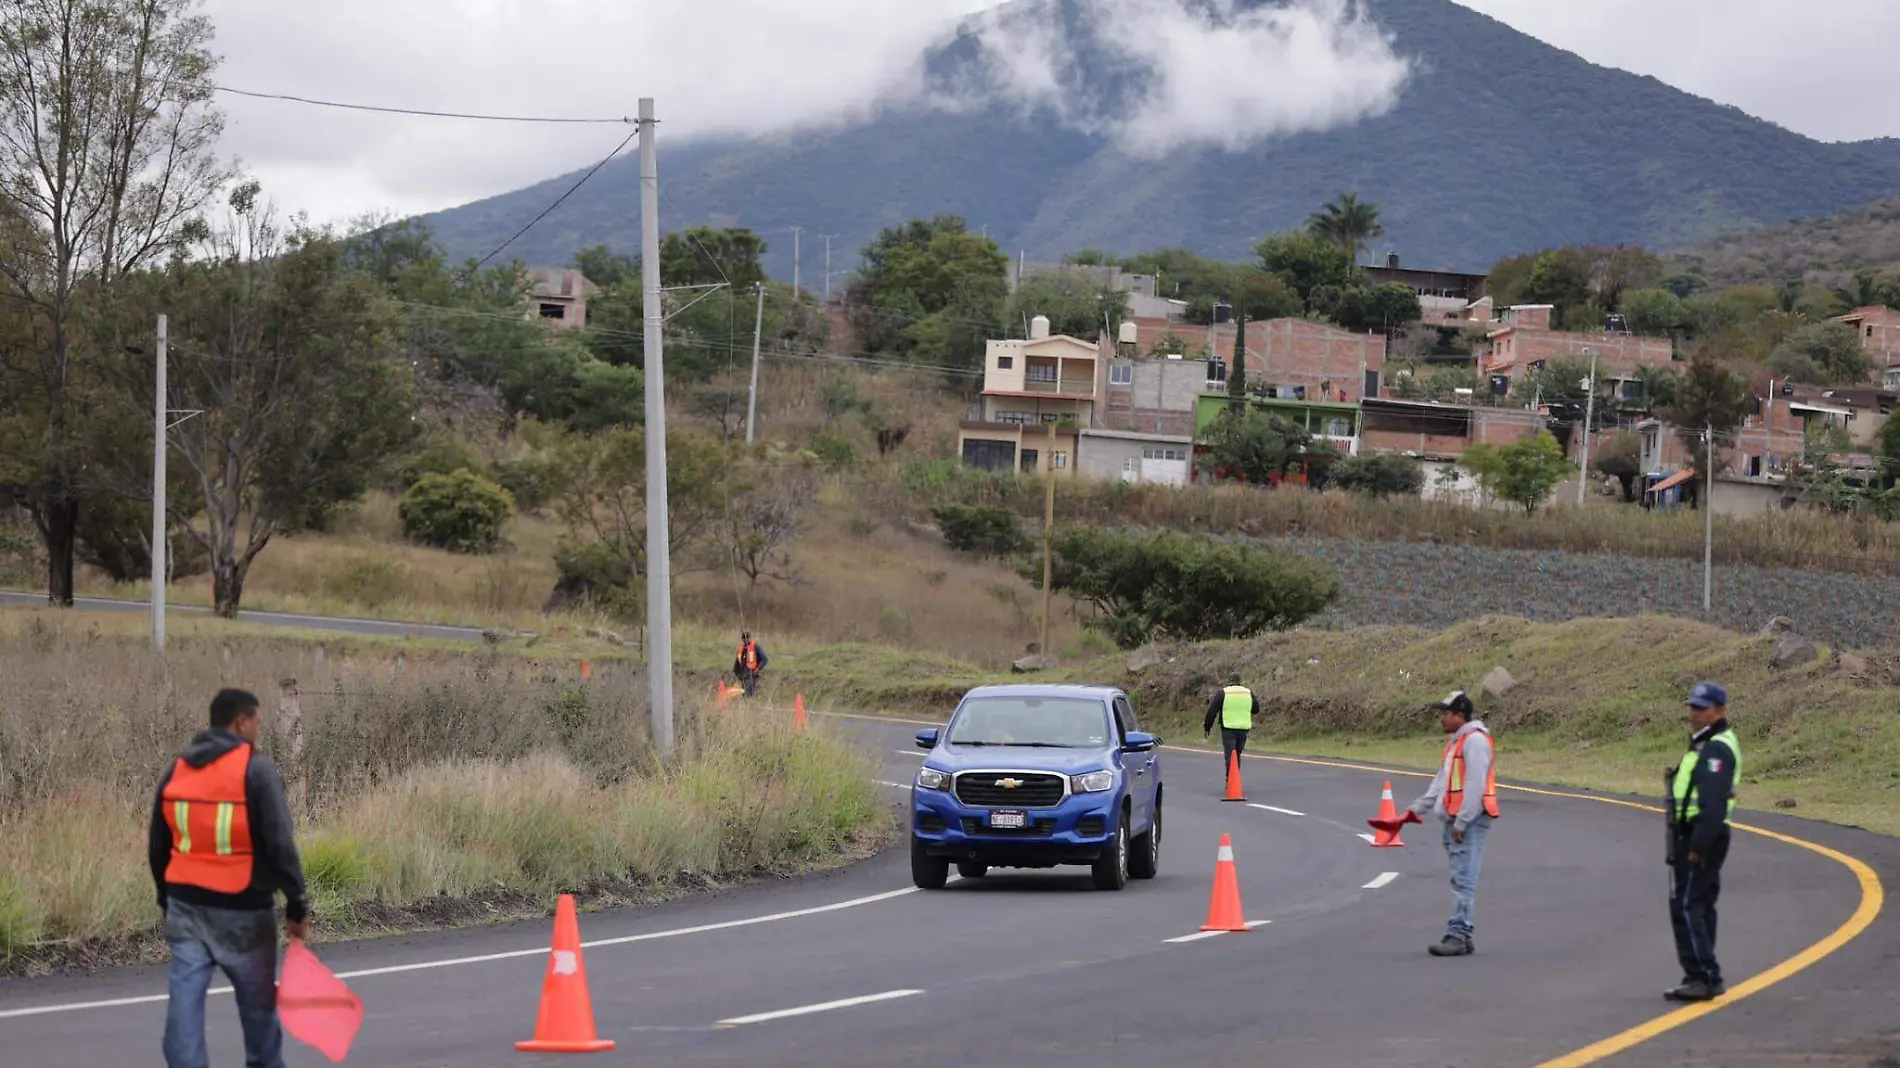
[910,684,1162,891]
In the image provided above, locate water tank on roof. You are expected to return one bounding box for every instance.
[1386,251,1400,269]
[1213,301,1232,326]
[1118,320,1138,346]
[1029,315,1050,340]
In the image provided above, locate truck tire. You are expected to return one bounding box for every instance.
[911,838,950,889]
[1129,798,1161,880]
[1091,820,1129,891]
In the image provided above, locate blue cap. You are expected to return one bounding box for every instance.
[1686,682,1727,709]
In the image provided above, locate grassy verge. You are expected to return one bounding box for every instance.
[0,612,886,974]
[753,615,1900,838]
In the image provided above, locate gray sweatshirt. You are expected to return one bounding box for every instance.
[1406,720,1494,832]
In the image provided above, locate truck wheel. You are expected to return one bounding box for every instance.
[911,838,949,889]
[956,860,989,879]
[1129,800,1160,880]
[1091,820,1129,891]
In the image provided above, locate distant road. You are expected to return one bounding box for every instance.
[0,591,498,643]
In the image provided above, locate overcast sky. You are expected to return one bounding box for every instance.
[200,0,1900,229]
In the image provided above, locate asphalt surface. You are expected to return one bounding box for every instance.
[0,591,497,643]
[1,714,1894,1068]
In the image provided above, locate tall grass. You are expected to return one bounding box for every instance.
[0,614,882,961]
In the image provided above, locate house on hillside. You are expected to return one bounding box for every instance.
[1834,305,1900,390]
[1362,254,1490,326]
[957,316,1100,476]
[524,267,599,329]
[1128,315,1385,401]
[1474,303,1673,399]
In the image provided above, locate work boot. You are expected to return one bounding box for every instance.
[1664,979,1717,1001]
[1428,935,1473,957]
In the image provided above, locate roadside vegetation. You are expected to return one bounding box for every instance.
[0,613,883,971]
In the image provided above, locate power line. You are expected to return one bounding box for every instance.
[212,85,632,124]
[456,129,639,277]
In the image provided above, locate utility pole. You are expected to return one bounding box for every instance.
[639,98,675,755]
[1039,420,1057,658]
[151,314,167,652]
[821,233,830,304]
[1576,347,1598,505]
[1703,422,1714,612]
[746,283,764,444]
[789,225,803,298]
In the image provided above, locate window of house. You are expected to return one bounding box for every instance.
[1020,449,1039,472]
[1053,451,1068,470]
[1109,363,1133,386]
[1027,364,1059,383]
[960,438,1016,472]
[1122,457,1136,473]
[538,303,565,319]
[1040,412,1061,424]
[997,411,1033,425]
[1327,419,1351,438]
[996,355,1014,369]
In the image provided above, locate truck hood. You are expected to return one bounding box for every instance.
[923,743,1119,775]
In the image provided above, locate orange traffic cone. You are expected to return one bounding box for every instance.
[1368,781,1406,847]
[580,659,591,681]
[1220,751,1246,802]
[793,692,808,730]
[1200,833,1249,932]
[716,679,732,708]
[515,895,615,1053]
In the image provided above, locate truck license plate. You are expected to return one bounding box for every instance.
[989,810,1027,829]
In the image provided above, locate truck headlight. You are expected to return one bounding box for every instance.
[1072,770,1116,793]
[916,767,951,791]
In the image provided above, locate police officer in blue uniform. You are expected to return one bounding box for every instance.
[1665,681,1741,1002]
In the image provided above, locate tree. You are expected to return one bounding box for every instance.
[118,194,420,616]
[1119,247,1244,304]
[1767,320,1876,386]
[399,469,515,553]
[570,244,637,289]
[1022,525,1340,649]
[1005,273,1128,340]
[1227,312,1248,406]
[1593,430,1645,502]
[549,425,730,583]
[1255,232,1352,307]
[726,470,812,592]
[1201,407,1314,484]
[659,226,766,291]
[1310,281,1422,333]
[1785,422,1860,513]
[1332,452,1425,498]
[1511,356,1600,447]
[1523,250,1594,317]
[930,503,1029,557]
[0,0,228,606]
[1628,365,1681,412]
[846,215,1007,368]
[819,373,871,428]
[1234,270,1302,321]
[1657,350,1751,508]
[1621,288,1689,339]
[1459,431,1571,514]
[1306,193,1384,268]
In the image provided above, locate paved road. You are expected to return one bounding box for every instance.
[1,716,1892,1068]
[0,591,498,643]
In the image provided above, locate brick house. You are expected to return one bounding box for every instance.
[1362,256,1490,327]
[1474,303,1674,397]
[524,267,599,328]
[1129,316,1384,402]
[1834,305,1900,389]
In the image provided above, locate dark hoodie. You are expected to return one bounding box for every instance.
[148,728,308,922]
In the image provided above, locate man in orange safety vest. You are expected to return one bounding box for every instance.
[150,688,308,1068]
[1403,690,1499,958]
[734,631,769,697]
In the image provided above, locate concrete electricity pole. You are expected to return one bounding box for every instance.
[789,225,803,298]
[821,233,840,304]
[151,314,167,651]
[746,283,764,444]
[1576,346,1598,505]
[639,98,675,755]
[1703,422,1714,612]
[1039,421,1057,658]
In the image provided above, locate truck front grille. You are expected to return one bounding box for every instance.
[960,817,1056,837]
[954,772,1066,808]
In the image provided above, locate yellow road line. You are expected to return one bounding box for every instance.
[820,708,1886,1066]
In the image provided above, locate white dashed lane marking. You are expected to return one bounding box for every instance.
[1362,872,1400,890]
[1247,804,1306,817]
[717,989,924,1026]
[1163,920,1270,944]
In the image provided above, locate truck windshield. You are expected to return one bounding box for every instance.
[947,697,1110,748]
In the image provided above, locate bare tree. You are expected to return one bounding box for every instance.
[726,471,812,592]
[0,0,227,604]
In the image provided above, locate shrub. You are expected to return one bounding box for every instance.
[1332,452,1426,499]
[931,503,1031,557]
[1025,525,1340,649]
[547,538,638,615]
[391,434,481,492]
[490,452,559,514]
[398,469,515,553]
[322,558,411,610]
[808,431,861,471]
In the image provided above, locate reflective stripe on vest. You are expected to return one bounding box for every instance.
[1443,728,1500,819]
[1220,686,1253,731]
[161,744,255,894]
[740,642,759,671]
[1673,727,1741,823]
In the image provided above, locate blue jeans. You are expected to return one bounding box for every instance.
[1443,815,1492,939]
[163,899,285,1068]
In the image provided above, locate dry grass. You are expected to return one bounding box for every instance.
[0,612,882,960]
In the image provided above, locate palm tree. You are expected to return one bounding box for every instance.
[1306,193,1385,269]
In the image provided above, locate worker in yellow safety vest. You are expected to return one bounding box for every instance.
[149,688,308,1068]
[1202,673,1258,768]
[1404,690,1500,957]
[1664,681,1741,1002]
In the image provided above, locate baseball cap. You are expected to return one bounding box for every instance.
[1432,691,1474,716]
[1686,682,1727,709]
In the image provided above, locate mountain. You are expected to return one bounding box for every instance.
[1666,196,1900,289]
[422,0,1900,281]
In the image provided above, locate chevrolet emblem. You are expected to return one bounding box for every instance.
[996,777,1024,789]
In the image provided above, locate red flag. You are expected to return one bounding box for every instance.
[279,941,363,1063]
